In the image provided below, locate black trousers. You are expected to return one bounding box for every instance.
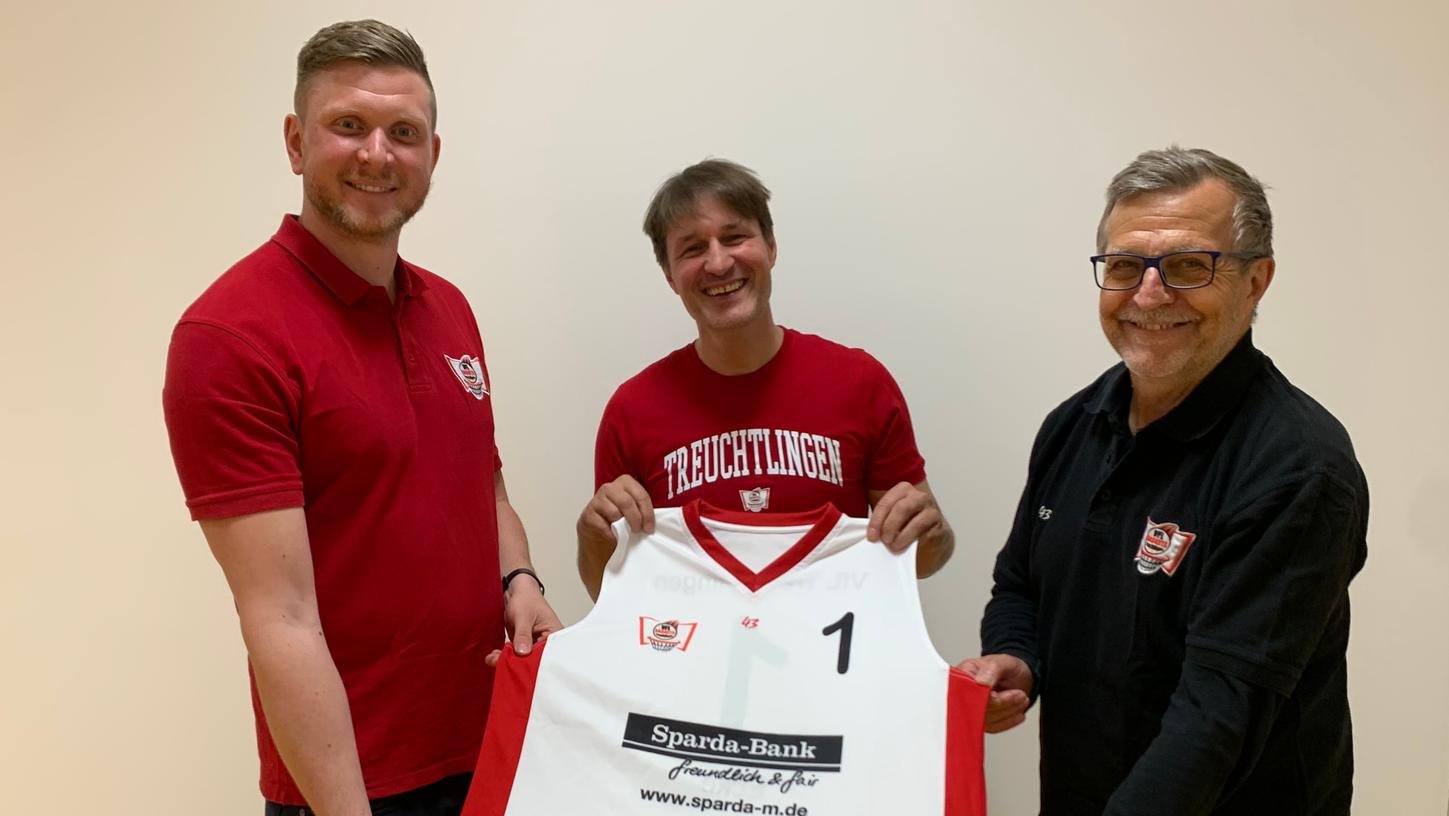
[265,773,472,816]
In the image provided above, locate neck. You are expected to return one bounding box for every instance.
[298,208,402,300]
[695,320,784,375]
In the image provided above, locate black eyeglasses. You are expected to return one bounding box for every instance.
[1090,250,1263,291]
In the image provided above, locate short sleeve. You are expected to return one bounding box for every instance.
[861,357,927,491]
[162,321,305,520]
[593,390,632,491]
[1184,472,1366,695]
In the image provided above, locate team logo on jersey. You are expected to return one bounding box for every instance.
[740,487,771,512]
[639,617,698,652]
[1134,517,1197,576]
[444,354,489,399]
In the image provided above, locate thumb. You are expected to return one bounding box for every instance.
[961,658,998,687]
[513,624,535,656]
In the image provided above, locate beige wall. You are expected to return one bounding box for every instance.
[3,0,1446,812]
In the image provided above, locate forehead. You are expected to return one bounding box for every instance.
[301,62,434,123]
[1103,178,1236,250]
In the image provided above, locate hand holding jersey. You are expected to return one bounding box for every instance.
[954,654,1033,734]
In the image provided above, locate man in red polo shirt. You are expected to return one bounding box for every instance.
[162,20,559,816]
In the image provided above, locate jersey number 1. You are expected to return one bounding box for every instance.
[822,612,855,674]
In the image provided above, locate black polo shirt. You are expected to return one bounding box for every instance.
[982,332,1368,815]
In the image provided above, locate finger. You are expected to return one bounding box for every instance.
[984,713,1026,734]
[879,494,922,547]
[534,610,564,637]
[484,648,502,668]
[891,512,941,553]
[619,477,655,533]
[589,493,626,527]
[959,659,998,687]
[867,484,907,542]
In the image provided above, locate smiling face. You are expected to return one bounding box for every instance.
[662,195,778,338]
[285,62,440,242]
[1098,178,1273,392]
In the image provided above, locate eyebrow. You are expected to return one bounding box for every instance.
[1102,246,1215,255]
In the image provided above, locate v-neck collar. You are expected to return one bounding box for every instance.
[682,500,843,593]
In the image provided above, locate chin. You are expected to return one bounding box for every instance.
[1116,346,1195,381]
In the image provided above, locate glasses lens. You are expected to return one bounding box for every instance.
[1095,255,1144,289]
[1161,252,1215,288]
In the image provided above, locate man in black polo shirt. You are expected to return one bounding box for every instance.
[962,147,1368,815]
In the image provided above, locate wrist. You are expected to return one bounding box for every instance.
[502,566,545,596]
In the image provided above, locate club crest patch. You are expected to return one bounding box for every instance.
[1134,517,1197,577]
[638,617,698,653]
[739,487,771,513]
[444,354,489,399]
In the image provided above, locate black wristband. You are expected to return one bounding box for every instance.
[502,567,544,596]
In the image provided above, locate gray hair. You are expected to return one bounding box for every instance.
[295,20,435,125]
[1096,146,1273,257]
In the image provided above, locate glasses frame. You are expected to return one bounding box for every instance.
[1089,250,1264,291]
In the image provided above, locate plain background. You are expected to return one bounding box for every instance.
[3,1,1446,813]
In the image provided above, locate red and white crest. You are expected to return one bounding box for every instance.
[1134,517,1197,577]
[739,487,771,513]
[444,354,489,399]
[638,616,698,653]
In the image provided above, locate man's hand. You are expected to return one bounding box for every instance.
[487,578,563,668]
[578,475,654,600]
[956,654,1034,733]
[579,475,655,545]
[868,481,946,553]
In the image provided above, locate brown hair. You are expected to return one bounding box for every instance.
[294,19,435,124]
[642,159,774,268]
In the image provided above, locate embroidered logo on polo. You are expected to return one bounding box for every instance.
[1134,518,1198,576]
[638,617,699,652]
[444,354,488,399]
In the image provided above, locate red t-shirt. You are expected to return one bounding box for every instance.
[163,216,504,804]
[595,328,927,517]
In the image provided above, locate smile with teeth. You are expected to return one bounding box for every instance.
[704,280,746,296]
[347,180,394,193]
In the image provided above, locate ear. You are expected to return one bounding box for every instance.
[662,262,679,294]
[284,113,304,176]
[431,131,442,172]
[1246,256,1276,306]
[767,235,778,267]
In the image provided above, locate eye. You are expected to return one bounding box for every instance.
[393,124,419,140]
[677,243,704,259]
[335,117,363,132]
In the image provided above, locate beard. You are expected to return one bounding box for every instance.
[305,174,430,241]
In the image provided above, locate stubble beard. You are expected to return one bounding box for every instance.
[306,175,429,242]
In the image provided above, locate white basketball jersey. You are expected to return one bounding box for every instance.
[463,501,987,816]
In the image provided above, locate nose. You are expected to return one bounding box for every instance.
[702,241,731,275]
[1132,265,1175,309]
[356,127,394,168]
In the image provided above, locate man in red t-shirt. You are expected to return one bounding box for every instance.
[162,20,559,816]
[576,159,954,599]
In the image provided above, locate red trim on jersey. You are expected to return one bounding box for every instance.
[461,641,548,816]
[683,500,843,592]
[944,667,990,815]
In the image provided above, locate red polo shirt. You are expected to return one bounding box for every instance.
[163,216,504,804]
